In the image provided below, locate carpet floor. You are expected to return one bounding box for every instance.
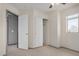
[7,45,79,56]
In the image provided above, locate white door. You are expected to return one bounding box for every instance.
[18,15,28,49]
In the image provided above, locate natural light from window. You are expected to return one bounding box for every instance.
[66,14,79,32]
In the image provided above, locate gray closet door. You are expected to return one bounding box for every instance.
[7,12,18,45]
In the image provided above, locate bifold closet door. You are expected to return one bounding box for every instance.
[18,15,28,49]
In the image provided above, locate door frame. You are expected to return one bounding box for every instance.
[6,10,18,55]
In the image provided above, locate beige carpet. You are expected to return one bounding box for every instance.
[7,45,79,56]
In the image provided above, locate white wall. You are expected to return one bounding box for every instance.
[0,4,4,56]
[61,5,79,51]
[47,11,60,48]
[0,3,19,56]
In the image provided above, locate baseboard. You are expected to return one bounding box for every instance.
[49,45,79,53]
[60,46,79,53]
[29,46,43,49]
[48,45,60,49]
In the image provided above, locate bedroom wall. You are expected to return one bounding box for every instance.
[60,5,79,51]
[47,4,79,51]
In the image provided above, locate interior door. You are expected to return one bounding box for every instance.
[18,15,28,49]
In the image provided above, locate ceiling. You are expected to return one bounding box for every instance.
[9,3,78,13]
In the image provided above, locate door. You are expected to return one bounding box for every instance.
[7,11,18,45]
[18,15,28,49]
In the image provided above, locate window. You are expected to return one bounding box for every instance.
[66,14,79,32]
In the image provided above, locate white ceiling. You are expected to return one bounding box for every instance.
[9,3,78,13]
